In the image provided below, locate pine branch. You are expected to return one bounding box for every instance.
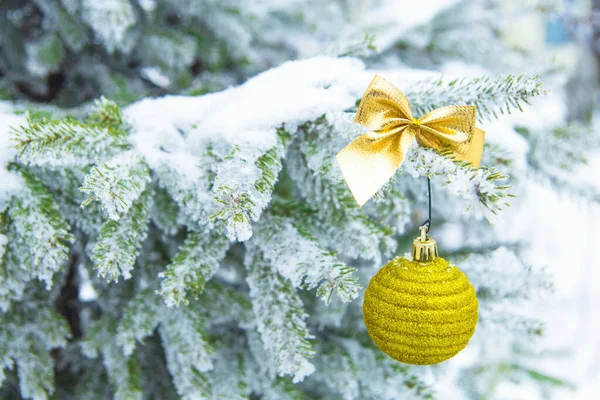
[479,305,545,337]
[24,166,107,239]
[519,123,598,172]
[334,32,378,58]
[0,303,70,399]
[455,247,553,302]
[80,317,143,400]
[315,337,437,400]
[80,152,151,221]
[87,96,124,128]
[7,168,74,288]
[149,187,181,236]
[406,74,545,122]
[153,164,218,228]
[159,306,213,399]
[11,102,130,167]
[116,288,163,356]
[102,341,144,400]
[115,285,214,398]
[211,128,291,242]
[252,215,360,305]
[157,230,229,307]
[90,190,151,282]
[198,282,253,328]
[138,28,198,75]
[15,343,56,400]
[202,334,250,399]
[284,117,399,260]
[517,123,600,203]
[405,146,513,220]
[0,230,30,311]
[244,248,315,383]
[460,361,576,400]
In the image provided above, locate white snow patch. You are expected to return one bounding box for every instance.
[0,103,25,209]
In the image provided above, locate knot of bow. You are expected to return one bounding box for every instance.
[336,75,485,206]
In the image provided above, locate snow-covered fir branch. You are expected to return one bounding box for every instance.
[115,285,215,398]
[90,190,151,282]
[158,306,214,399]
[211,128,291,242]
[455,247,552,339]
[244,248,315,383]
[80,152,151,220]
[0,302,70,399]
[157,230,230,307]
[80,316,144,400]
[12,103,130,167]
[116,288,164,357]
[406,74,545,122]
[517,122,600,202]
[5,168,73,291]
[252,214,360,304]
[81,0,138,55]
[311,337,436,400]
[405,146,514,220]
[456,247,554,302]
[284,116,400,262]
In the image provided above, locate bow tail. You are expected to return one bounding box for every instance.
[416,124,486,168]
[336,129,414,207]
[454,127,485,168]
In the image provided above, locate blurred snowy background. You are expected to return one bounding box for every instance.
[1,0,600,399]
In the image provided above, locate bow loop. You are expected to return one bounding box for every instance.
[354,75,413,130]
[337,76,485,206]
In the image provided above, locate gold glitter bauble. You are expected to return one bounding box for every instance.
[363,256,478,365]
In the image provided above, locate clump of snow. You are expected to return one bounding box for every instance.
[127,56,370,161]
[0,103,25,210]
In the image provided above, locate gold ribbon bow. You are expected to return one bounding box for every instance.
[336,75,485,206]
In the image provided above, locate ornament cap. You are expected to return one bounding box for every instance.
[412,225,438,262]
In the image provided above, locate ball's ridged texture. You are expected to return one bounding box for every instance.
[363,256,478,365]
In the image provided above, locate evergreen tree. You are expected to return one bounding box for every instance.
[0,0,597,399]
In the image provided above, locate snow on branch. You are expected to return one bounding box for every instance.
[456,247,553,301]
[517,122,600,202]
[125,56,369,241]
[159,306,214,399]
[116,288,163,356]
[7,168,74,288]
[455,247,552,338]
[90,190,151,282]
[244,249,315,383]
[11,113,129,168]
[210,128,290,241]
[114,286,214,398]
[404,146,513,220]
[314,337,436,400]
[252,215,360,304]
[0,108,25,211]
[80,151,151,221]
[284,115,399,260]
[122,57,543,237]
[407,74,545,122]
[81,316,144,400]
[0,303,70,399]
[157,230,229,307]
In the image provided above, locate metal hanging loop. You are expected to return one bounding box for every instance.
[421,176,432,234]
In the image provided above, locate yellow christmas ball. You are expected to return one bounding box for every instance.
[363,252,478,365]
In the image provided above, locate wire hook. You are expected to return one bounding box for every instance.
[420,176,432,234]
